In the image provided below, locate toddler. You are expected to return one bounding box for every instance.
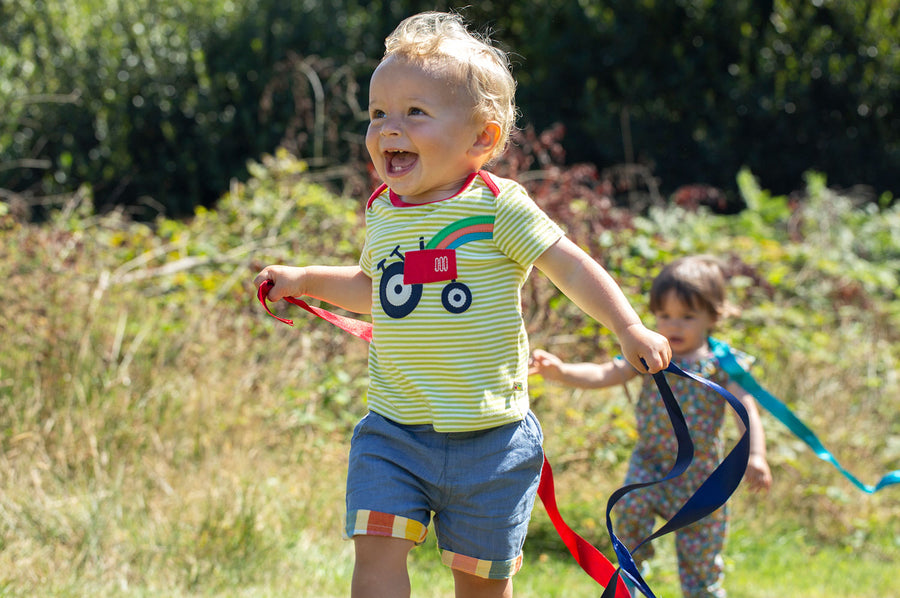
[256,12,670,598]
[531,255,772,598]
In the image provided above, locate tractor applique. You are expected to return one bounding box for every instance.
[377,216,494,318]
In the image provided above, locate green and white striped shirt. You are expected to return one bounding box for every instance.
[360,171,563,432]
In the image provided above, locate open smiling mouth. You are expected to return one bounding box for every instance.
[386,150,418,175]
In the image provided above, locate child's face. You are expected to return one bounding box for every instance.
[652,291,716,358]
[366,56,496,204]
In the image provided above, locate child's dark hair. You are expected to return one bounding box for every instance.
[648,255,737,320]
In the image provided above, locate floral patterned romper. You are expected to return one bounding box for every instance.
[616,351,752,598]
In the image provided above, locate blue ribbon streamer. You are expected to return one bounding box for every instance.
[709,337,900,494]
[602,362,751,598]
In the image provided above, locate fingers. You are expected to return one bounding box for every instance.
[639,350,669,374]
[528,349,559,375]
[530,349,553,364]
[528,360,547,376]
[253,267,280,301]
[621,327,671,374]
[744,461,773,493]
[254,265,310,306]
[528,351,547,375]
[632,346,670,374]
[748,476,771,493]
[253,271,271,288]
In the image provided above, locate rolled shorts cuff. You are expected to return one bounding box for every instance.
[440,549,523,579]
[344,509,428,545]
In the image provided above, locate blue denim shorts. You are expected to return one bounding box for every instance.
[344,410,544,579]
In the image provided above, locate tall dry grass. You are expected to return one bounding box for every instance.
[1,161,898,596]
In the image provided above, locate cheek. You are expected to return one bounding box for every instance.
[686,326,709,342]
[364,129,380,160]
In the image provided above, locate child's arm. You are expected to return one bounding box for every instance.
[534,236,671,374]
[530,348,638,389]
[254,265,373,314]
[727,381,773,493]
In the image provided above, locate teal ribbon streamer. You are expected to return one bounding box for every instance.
[709,337,900,493]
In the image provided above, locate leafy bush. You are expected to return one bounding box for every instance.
[2,0,897,220]
[0,0,378,218]
[464,0,900,199]
[2,147,898,595]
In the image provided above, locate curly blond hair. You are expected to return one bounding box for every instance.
[381,12,517,162]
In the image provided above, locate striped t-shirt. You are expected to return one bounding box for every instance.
[359,171,563,432]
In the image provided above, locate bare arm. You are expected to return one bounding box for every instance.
[253,264,373,314]
[727,381,773,493]
[530,348,638,388]
[534,236,671,373]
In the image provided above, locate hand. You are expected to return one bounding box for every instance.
[253,265,306,302]
[618,324,672,374]
[744,454,772,493]
[529,349,564,379]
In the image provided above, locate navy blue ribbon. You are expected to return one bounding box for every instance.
[601,363,750,598]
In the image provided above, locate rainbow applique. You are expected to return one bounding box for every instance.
[426,215,494,249]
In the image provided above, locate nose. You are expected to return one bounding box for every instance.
[380,116,401,136]
[658,319,681,333]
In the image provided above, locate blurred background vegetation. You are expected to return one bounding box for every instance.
[2,3,899,595]
[1,150,898,596]
[1,0,897,220]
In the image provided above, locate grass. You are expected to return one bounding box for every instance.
[1,165,898,597]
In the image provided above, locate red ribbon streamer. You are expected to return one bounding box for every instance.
[257,280,373,342]
[538,457,632,597]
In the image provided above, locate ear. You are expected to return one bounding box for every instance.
[469,121,502,159]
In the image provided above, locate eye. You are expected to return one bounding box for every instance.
[408,106,426,116]
[369,108,385,120]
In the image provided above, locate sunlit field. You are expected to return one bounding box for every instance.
[2,160,898,596]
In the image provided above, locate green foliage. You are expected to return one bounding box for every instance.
[471,0,900,198]
[2,0,898,220]
[1,144,898,596]
[0,0,377,218]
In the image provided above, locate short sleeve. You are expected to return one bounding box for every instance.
[492,181,563,266]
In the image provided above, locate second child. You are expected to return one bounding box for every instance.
[531,255,772,598]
